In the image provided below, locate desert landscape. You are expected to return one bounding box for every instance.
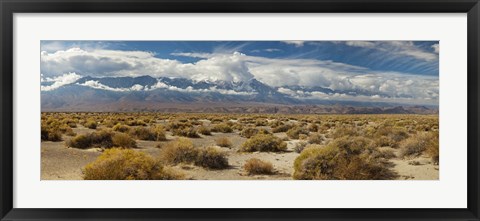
[41,112,439,180]
[41,40,439,180]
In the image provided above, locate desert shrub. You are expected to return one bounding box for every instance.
[330,125,358,139]
[293,137,396,180]
[243,158,274,175]
[129,127,156,141]
[307,133,324,144]
[172,127,200,138]
[371,147,397,159]
[425,133,439,164]
[255,119,268,126]
[211,123,233,133]
[216,137,232,148]
[272,124,293,133]
[240,127,270,138]
[160,138,198,165]
[83,148,184,180]
[307,124,319,132]
[240,134,287,152]
[112,123,131,133]
[373,126,409,148]
[66,130,114,149]
[126,120,147,126]
[286,126,309,139]
[84,120,97,129]
[195,147,229,169]
[152,125,167,141]
[294,141,308,153]
[197,126,212,136]
[399,132,438,160]
[112,133,137,148]
[41,126,63,141]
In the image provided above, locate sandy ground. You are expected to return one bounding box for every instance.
[41,125,439,180]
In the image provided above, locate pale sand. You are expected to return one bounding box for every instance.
[41,126,439,180]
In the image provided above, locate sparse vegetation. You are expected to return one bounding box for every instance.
[83,148,184,180]
[243,158,274,175]
[240,134,287,152]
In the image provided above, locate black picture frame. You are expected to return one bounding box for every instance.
[1,0,479,220]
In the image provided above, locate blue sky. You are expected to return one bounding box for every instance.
[41,40,439,76]
[40,41,439,105]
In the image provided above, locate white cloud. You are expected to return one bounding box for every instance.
[342,41,438,62]
[40,72,82,91]
[41,47,438,104]
[78,80,145,92]
[251,48,282,53]
[432,44,439,53]
[282,41,305,47]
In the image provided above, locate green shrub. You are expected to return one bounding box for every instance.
[240,134,287,152]
[293,137,396,180]
[243,158,274,175]
[83,148,184,180]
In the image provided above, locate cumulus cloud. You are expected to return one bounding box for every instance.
[282,41,305,47]
[40,72,82,91]
[78,80,145,92]
[432,44,439,54]
[41,47,438,104]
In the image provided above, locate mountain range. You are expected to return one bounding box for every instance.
[41,75,438,114]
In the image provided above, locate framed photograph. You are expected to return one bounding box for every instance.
[1,0,479,220]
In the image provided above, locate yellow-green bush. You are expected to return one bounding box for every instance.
[197,126,212,135]
[83,148,184,180]
[172,127,200,138]
[66,130,115,149]
[240,134,287,152]
[293,137,396,180]
[160,138,198,165]
[84,120,97,129]
[286,126,309,139]
[211,123,233,133]
[112,123,131,133]
[243,158,274,175]
[112,133,137,148]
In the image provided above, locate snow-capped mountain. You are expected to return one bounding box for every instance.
[40,75,438,113]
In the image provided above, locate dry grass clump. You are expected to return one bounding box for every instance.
[83,148,184,180]
[307,124,319,132]
[307,133,324,144]
[293,137,396,180]
[240,127,270,138]
[112,123,131,133]
[67,130,137,149]
[215,137,232,148]
[129,126,167,141]
[294,141,308,153]
[41,125,63,141]
[111,133,137,148]
[211,123,233,133]
[172,127,200,138]
[286,126,309,139]
[373,126,409,148]
[83,120,98,129]
[240,134,287,152]
[243,158,274,175]
[330,125,358,139]
[399,131,438,163]
[195,147,229,169]
[197,126,212,135]
[160,138,228,169]
[160,138,198,165]
[271,124,293,133]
